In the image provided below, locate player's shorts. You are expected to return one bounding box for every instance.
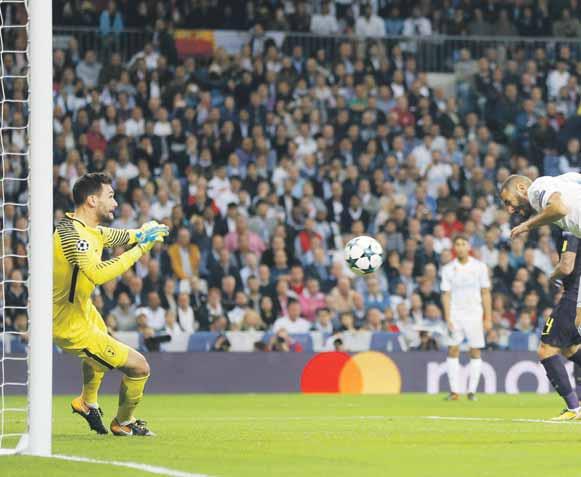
[447,318,485,349]
[541,298,581,348]
[53,304,130,371]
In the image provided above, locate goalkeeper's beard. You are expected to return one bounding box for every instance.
[97,208,115,224]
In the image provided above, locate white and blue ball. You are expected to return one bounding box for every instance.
[344,236,384,275]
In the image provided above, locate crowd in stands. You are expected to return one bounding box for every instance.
[3,1,581,353]
[55,0,581,38]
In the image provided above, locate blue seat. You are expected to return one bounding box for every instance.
[370,332,402,352]
[290,333,313,352]
[10,336,27,353]
[508,331,531,351]
[187,332,218,352]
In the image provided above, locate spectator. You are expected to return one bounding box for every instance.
[310,2,339,36]
[176,292,197,333]
[75,50,102,88]
[355,4,385,37]
[168,227,201,280]
[272,299,311,333]
[139,291,166,332]
[299,278,326,322]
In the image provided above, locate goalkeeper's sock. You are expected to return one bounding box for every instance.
[541,355,579,410]
[446,357,460,394]
[116,374,149,424]
[81,361,105,407]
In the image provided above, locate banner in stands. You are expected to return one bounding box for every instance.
[174,29,286,57]
[32,351,566,395]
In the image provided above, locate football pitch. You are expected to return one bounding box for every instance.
[2,393,581,477]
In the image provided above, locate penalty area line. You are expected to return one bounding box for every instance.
[51,454,212,477]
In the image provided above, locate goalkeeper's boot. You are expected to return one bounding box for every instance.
[467,393,477,401]
[551,408,581,421]
[71,396,108,435]
[445,392,460,401]
[110,418,156,436]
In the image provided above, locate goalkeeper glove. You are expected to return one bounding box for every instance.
[136,221,169,252]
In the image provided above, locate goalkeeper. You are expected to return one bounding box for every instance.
[53,173,168,436]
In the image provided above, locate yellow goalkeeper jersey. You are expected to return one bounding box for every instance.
[53,213,141,339]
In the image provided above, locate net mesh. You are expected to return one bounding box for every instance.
[0,0,30,452]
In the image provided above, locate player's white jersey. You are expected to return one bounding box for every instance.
[528,173,581,237]
[441,257,490,319]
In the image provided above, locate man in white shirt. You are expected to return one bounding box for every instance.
[402,7,432,37]
[546,61,570,99]
[273,299,311,334]
[355,4,385,37]
[310,2,339,35]
[441,235,491,401]
[140,291,166,332]
[150,188,175,222]
[501,172,581,331]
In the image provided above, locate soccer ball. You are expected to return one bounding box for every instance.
[344,236,384,275]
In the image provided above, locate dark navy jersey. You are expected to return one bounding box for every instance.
[560,232,581,300]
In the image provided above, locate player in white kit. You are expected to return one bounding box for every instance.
[500,172,581,329]
[441,235,492,400]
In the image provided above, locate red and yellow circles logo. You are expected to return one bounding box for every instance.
[301,351,402,394]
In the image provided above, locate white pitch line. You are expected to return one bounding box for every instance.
[51,454,211,477]
[167,415,581,426]
[423,416,581,425]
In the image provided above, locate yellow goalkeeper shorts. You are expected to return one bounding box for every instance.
[53,304,130,371]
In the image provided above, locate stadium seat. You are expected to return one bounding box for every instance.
[10,336,27,354]
[507,331,532,351]
[187,332,219,352]
[290,333,313,352]
[370,332,403,352]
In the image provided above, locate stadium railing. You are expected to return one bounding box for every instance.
[52,26,581,73]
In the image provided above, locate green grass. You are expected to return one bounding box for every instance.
[1,393,581,476]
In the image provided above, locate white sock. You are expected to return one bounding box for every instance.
[468,358,482,394]
[446,357,460,394]
[86,402,99,409]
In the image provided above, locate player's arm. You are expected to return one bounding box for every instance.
[481,287,492,331]
[61,227,165,285]
[441,291,453,332]
[72,240,144,285]
[550,233,578,282]
[98,226,139,248]
[440,267,453,331]
[479,263,492,331]
[511,192,568,239]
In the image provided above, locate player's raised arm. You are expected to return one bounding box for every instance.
[550,233,577,283]
[98,225,137,248]
[511,192,569,239]
[59,229,147,285]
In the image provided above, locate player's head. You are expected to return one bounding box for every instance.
[72,173,117,222]
[452,234,470,260]
[499,174,533,216]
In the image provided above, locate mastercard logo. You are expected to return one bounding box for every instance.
[301,351,402,394]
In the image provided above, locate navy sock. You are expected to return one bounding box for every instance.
[541,355,579,410]
[574,364,581,397]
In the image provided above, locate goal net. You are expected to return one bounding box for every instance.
[0,0,52,456]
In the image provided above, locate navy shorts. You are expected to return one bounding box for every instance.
[541,299,581,348]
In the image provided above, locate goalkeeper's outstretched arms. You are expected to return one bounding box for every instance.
[58,221,168,286]
[98,221,168,249]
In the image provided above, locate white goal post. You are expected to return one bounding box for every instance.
[27,0,53,457]
[0,0,53,457]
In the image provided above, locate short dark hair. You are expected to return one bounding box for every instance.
[452,234,469,244]
[72,173,113,207]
